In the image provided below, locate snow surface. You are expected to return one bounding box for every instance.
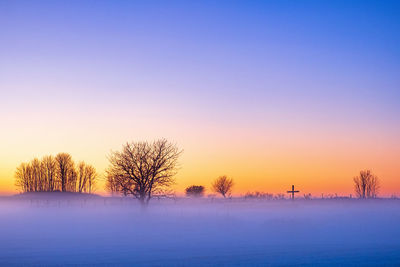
[0,195,399,266]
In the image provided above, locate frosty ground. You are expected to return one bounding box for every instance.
[0,195,399,266]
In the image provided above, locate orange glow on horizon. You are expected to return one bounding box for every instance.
[1,126,399,197]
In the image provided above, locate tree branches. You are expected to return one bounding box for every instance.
[212,175,234,198]
[15,153,97,193]
[353,170,379,199]
[106,139,182,204]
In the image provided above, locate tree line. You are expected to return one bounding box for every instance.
[104,139,236,204]
[15,153,97,193]
[184,171,380,200]
[15,138,382,202]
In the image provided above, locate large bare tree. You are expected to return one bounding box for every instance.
[353,170,379,199]
[106,139,182,204]
[212,175,234,198]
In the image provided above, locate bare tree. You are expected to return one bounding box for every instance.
[185,185,205,197]
[212,175,234,198]
[87,165,96,193]
[353,170,379,199]
[30,158,42,191]
[105,175,120,196]
[66,167,78,192]
[77,162,97,193]
[42,155,57,191]
[106,139,182,205]
[55,153,75,192]
[77,162,87,193]
[15,163,31,193]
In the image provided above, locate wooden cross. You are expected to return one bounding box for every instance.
[287,185,299,200]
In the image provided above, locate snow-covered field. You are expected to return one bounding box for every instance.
[0,195,399,266]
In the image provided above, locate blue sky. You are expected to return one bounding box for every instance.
[0,1,399,194]
[1,0,399,116]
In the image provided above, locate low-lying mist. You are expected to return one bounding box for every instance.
[1,194,399,266]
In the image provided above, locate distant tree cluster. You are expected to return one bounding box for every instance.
[185,185,205,197]
[15,153,97,193]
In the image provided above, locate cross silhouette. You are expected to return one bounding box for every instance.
[287,185,299,200]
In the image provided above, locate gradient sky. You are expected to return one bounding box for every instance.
[1,0,399,196]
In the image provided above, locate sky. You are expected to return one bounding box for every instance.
[0,0,399,196]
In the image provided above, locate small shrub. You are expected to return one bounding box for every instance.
[185,185,205,197]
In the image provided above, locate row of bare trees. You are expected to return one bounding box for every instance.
[105,139,238,204]
[104,139,381,203]
[15,153,97,193]
[14,139,382,202]
[185,171,380,200]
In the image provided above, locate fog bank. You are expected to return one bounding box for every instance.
[0,196,399,266]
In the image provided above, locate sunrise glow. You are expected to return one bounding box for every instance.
[1,1,399,197]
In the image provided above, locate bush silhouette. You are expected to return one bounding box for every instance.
[185,185,205,197]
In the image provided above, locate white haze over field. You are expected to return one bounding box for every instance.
[0,194,399,266]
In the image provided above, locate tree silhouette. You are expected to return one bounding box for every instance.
[55,153,75,192]
[42,155,57,191]
[106,139,182,205]
[185,185,205,197]
[105,175,120,196]
[212,175,234,198]
[77,162,97,193]
[353,170,379,198]
[15,163,31,192]
[15,154,97,193]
